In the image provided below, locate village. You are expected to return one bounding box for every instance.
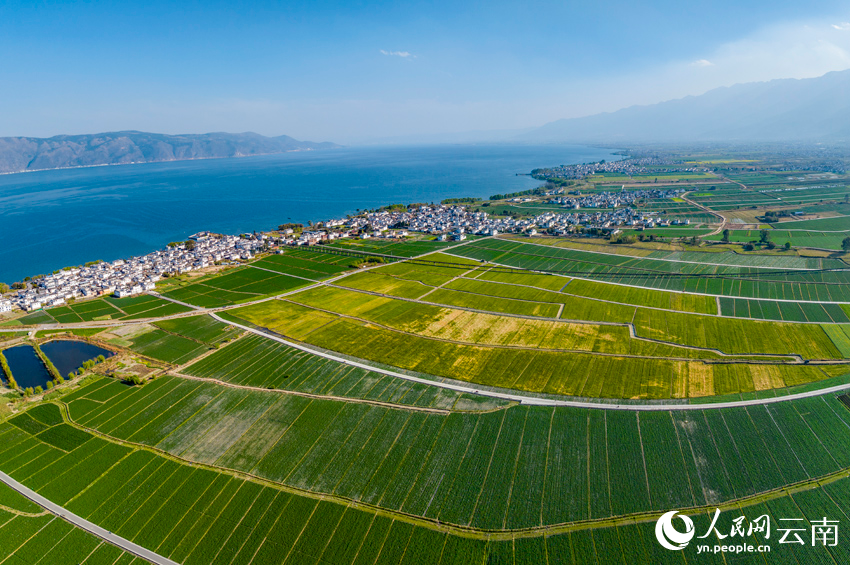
[1,191,684,315]
[3,234,266,313]
[531,156,707,180]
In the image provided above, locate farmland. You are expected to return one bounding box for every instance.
[57,377,850,528]
[182,333,505,410]
[0,373,846,564]
[161,266,310,307]
[222,299,831,399]
[104,314,243,365]
[1,295,192,326]
[7,156,850,563]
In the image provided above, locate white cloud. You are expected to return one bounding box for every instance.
[690,59,714,67]
[833,22,850,30]
[380,50,414,58]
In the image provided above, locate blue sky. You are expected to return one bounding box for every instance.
[2,0,850,142]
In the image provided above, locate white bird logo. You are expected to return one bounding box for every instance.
[655,511,695,551]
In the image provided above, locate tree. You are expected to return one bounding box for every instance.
[97,355,105,363]
[0,283,8,294]
[766,241,776,250]
[784,242,791,251]
[45,381,53,390]
[759,229,771,244]
[33,386,42,394]
[721,229,730,243]
[843,237,850,252]
[184,240,196,251]
[743,243,755,251]
[68,372,75,380]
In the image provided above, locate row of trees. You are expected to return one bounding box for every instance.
[720,228,792,251]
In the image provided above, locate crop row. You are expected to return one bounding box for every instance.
[153,314,243,345]
[225,300,831,397]
[163,266,308,307]
[124,328,209,364]
[718,297,850,323]
[5,295,192,326]
[251,250,353,280]
[451,238,850,299]
[63,375,850,530]
[0,412,499,564]
[182,333,503,410]
[285,286,726,359]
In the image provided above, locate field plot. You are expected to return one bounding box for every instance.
[162,266,309,307]
[2,295,192,326]
[223,300,827,398]
[0,409,498,565]
[451,237,850,301]
[251,249,353,280]
[153,314,242,345]
[771,214,850,231]
[632,308,841,359]
[118,326,209,364]
[283,285,716,358]
[563,278,717,314]
[58,378,850,535]
[704,228,850,250]
[326,236,475,257]
[719,297,850,323]
[181,333,502,410]
[0,502,135,564]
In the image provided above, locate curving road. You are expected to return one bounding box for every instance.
[0,471,176,565]
[212,313,850,412]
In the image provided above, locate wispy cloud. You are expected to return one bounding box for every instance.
[833,22,850,30]
[690,59,715,67]
[380,50,414,58]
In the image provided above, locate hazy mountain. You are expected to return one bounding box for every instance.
[525,69,850,143]
[0,131,341,174]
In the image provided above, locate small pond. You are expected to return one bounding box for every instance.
[41,340,114,379]
[3,345,53,389]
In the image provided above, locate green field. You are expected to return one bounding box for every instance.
[162,266,310,307]
[1,295,192,326]
[223,300,831,399]
[450,237,850,300]
[183,333,506,410]
[106,314,243,365]
[326,236,476,257]
[56,376,850,537]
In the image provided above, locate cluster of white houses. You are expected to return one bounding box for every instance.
[533,157,708,180]
[286,202,680,246]
[2,196,686,313]
[550,188,685,209]
[8,233,265,312]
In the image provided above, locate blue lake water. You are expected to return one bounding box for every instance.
[41,340,113,379]
[2,345,52,389]
[0,144,619,283]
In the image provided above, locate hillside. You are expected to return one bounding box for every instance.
[526,68,850,143]
[0,131,340,173]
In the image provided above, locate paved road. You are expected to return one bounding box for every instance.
[0,471,176,565]
[212,314,850,411]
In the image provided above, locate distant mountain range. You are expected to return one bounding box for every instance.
[524,69,850,143]
[0,131,341,174]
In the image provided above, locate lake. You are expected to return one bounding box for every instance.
[0,144,619,284]
[2,345,53,389]
[41,340,114,379]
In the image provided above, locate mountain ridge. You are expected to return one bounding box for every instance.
[524,69,850,143]
[0,131,341,174]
